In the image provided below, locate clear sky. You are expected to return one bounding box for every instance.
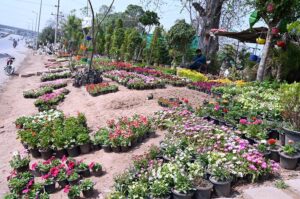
[0,0,190,31]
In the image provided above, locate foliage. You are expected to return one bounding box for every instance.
[9,152,30,169]
[282,143,298,156]
[275,180,289,189]
[80,179,94,191]
[110,19,125,59]
[39,26,55,44]
[139,10,160,32]
[177,68,208,82]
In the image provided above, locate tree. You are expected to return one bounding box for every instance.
[120,29,133,60]
[167,20,196,64]
[248,0,300,81]
[104,24,114,57]
[127,29,143,61]
[39,26,55,44]
[124,4,145,28]
[95,27,105,55]
[110,19,125,59]
[139,11,160,33]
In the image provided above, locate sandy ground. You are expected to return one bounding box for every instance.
[0,53,208,198]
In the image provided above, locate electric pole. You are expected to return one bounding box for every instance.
[36,0,43,49]
[54,0,60,46]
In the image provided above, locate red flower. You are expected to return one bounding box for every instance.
[239,119,248,125]
[42,174,50,180]
[223,108,228,113]
[31,162,38,171]
[89,162,95,169]
[63,185,70,193]
[68,161,75,169]
[50,167,60,177]
[268,139,276,145]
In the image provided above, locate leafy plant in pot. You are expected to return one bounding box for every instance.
[37,129,54,160]
[127,181,149,199]
[89,162,102,176]
[80,179,95,198]
[268,139,281,162]
[57,170,69,188]
[172,171,195,199]
[68,172,80,186]
[77,133,91,154]
[279,141,300,170]
[43,175,56,194]
[279,83,300,144]
[149,179,171,199]
[76,162,90,178]
[257,141,271,159]
[209,166,232,197]
[64,185,81,199]
[9,151,30,173]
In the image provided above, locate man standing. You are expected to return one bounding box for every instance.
[189,49,207,73]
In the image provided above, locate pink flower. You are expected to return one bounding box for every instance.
[68,161,75,169]
[89,162,95,169]
[31,162,38,170]
[239,119,248,125]
[22,188,30,194]
[214,104,220,111]
[249,164,257,171]
[63,185,70,193]
[261,162,267,169]
[50,167,60,177]
[61,155,67,162]
[42,174,50,179]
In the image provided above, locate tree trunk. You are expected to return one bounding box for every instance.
[87,0,95,72]
[193,0,223,58]
[256,29,273,82]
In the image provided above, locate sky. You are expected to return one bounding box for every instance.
[0,0,190,31]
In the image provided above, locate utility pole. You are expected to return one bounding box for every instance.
[54,0,60,46]
[36,0,43,49]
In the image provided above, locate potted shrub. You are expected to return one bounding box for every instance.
[43,177,56,194]
[9,152,30,173]
[172,172,195,199]
[268,139,281,162]
[64,185,81,199]
[193,177,213,199]
[38,162,52,175]
[80,179,95,198]
[279,141,300,170]
[92,132,102,150]
[66,140,80,157]
[149,179,171,199]
[209,167,232,197]
[89,162,102,176]
[98,128,112,152]
[57,170,69,188]
[76,162,91,178]
[280,83,300,144]
[38,129,54,160]
[77,133,91,154]
[68,172,81,185]
[257,141,271,159]
[127,181,148,199]
[31,162,41,177]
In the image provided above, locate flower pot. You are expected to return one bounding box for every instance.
[270,148,280,162]
[92,169,103,177]
[39,149,53,160]
[83,189,94,198]
[279,151,300,170]
[22,142,29,149]
[268,129,279,140]
[55,149,68,159]
[77,168,91,178]
[263,151,271,160]
[80,143,91,154]
[137,136,143,143]
[194,179,213,199]
[67,146,80,157]
[279,132,285,146]
[121,145,130,152]
[16,164,29,173]
[92,144,101,151]
[149,131,156,138]
[57,179,69,188]
[68,178,80,186]
[112,146,121,153]
[172,189,194,199]
[30,148,41,158]
[283,127,300,145]
[44,182,56,194]
[32,169,42,177]
[102,145,112,152]
[209,176,231,197]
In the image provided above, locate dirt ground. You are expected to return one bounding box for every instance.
[0,53,209,198]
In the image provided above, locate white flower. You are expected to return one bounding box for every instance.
[13,151,20,156]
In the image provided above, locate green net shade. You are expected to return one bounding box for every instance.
[81,58,88,62]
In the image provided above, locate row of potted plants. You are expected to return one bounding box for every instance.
[34,88,70,111]
[39,79,68,89]
[41,71,71,82]
[93,115,155,153]
[23,87,54,99]
[158,97,182,108]
[6,153,100,198]
[85,82,118,96]
[16,111,93,159]
[188,82,222,94]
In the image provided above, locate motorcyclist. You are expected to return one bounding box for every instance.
[6,57,15,66]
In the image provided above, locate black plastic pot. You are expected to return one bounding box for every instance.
[209,176,231,197]
[148,131,156,138]
[55,149,68,159]
[57,179,69,188]
[194,180,213,199]
[68,178,80,186]
[172,189,194,199]
[44,182,56,194]
[283,127,300,145]
[267,129,279,140]
[112,146,121,153]
[102,145,112,152]
[92,169,102,177]
[32,169,41,177]
[263,151,271,160]
[67,146,80,157]
[279,151,300,170]
[77,168,91,178]
[121,145,130,152]
[92,144,101,151]
[16,164,29,173]
[82,188,94,198]
[39,149,53,160]
[270,148,280,162]
[80,143,91,154]
[30,148,41,158]
[149,195,171,199]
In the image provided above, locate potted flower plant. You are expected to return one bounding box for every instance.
[89,162,102,176]
[127,181,148,199]
[279,140,300,170]
[64,185,81,199]
[9,152,30,173]
[149,179,171,199]
[37,129,54,160]
[80,179,95,198]
[268,139,281,162]
[38,162,52,175]
[57,170,69,188]
[98,128,112,152]
[68,172,80,185]
[257,141,271,159]
[280,83,300,144]
[43,176,56,194]
[77,133,91,154]
[209,166,232,197]
[76,162,90,178]
[172,172,195,199]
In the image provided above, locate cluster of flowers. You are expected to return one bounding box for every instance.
[34,88,70,111]
[94,115,154,152]
[23,86,54,99]
[188,82,222,93]
[41,71,71,82]
[85,82,118,96]
[158,97,186,108]
[39,79,68,89]
[104,70,165,90]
